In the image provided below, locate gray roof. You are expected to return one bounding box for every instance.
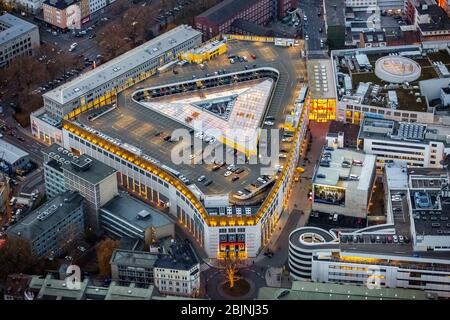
[43,25,201,105]
[324,0,345,27]
[359,117,450,147]
[110,249,159,268]
[0,139,29,165]
[154,242,199,271]
[257,281,429,300]
[105,282,154,300]
[0,13,38,45]
[100,193,173,230]
[43,143,116,185]
[6,191,83,241]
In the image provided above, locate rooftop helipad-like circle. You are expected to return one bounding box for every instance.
[374,56,421,83]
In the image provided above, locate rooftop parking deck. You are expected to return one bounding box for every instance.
[76,40,306,204]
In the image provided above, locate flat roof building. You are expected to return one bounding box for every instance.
[0,13,40,68]
[331,45,448,125]
[28,274,155,300]
[6,191,84,257]
[312,148,377,218]
[194,0,299,40]
[358,117,450,168]
[99,192,175,245]
[42,143,118,231]
[257,280,429,300]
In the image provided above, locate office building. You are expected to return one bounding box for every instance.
[0,139,30,175]
[358,117,450,168]
[6,191,84,258]
[110,249,158,288]
[331,45,450,125]
[195,0,299,40]
[0,13,40,68]
[42,143,118,230]
[99,193,174,246]
[312,148,377,218]
[37,31,310,259]
[405,1,450,41]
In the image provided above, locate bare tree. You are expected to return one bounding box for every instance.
[220,254,244,289]
[0,237,36,281]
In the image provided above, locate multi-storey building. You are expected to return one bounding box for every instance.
[34,24,201,124]
[331,45,447,125]
[42,0,109,30]
[153,242,200,297]
[358,117,450,168]
[312,147,377,218]
[42,143,118,230]
[99,192,175,245]
[30,28,310,259]
[111,242,200,297]
[43,0,83,30]
[289,165,450,298]
[194,0,299,40]
[0,13,40,68]
[6,191,84,258]
[110,249,158,288]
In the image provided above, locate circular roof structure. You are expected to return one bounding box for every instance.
[375,56,421,83]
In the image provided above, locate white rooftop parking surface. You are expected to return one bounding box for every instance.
[43,25,201,105]
[138,79,274,153]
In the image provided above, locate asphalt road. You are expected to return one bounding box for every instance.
[299,0,327,53]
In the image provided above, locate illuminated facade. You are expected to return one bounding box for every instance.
[181,40,227,64]
[289,226,450,298]
[59,73,309,258]
[40,25,202,120]
[307,59,337,122]
[308,98,336,122]
[61,91,309,258]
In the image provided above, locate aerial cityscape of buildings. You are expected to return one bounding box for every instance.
[0,0,449,304]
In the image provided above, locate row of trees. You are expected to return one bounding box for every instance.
[0,44,83,126]
[96,1,157,61]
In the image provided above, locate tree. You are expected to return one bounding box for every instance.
[96,238,119,276]
[220,254,244,289]
[97,23,132,61]
[0,237,36,281]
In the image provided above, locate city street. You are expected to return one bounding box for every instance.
[299,0,327,55]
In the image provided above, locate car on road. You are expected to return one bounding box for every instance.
[197,175,206,182]
[264,121,274,126]
[305,34,309,41]
[224,171,232,177]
